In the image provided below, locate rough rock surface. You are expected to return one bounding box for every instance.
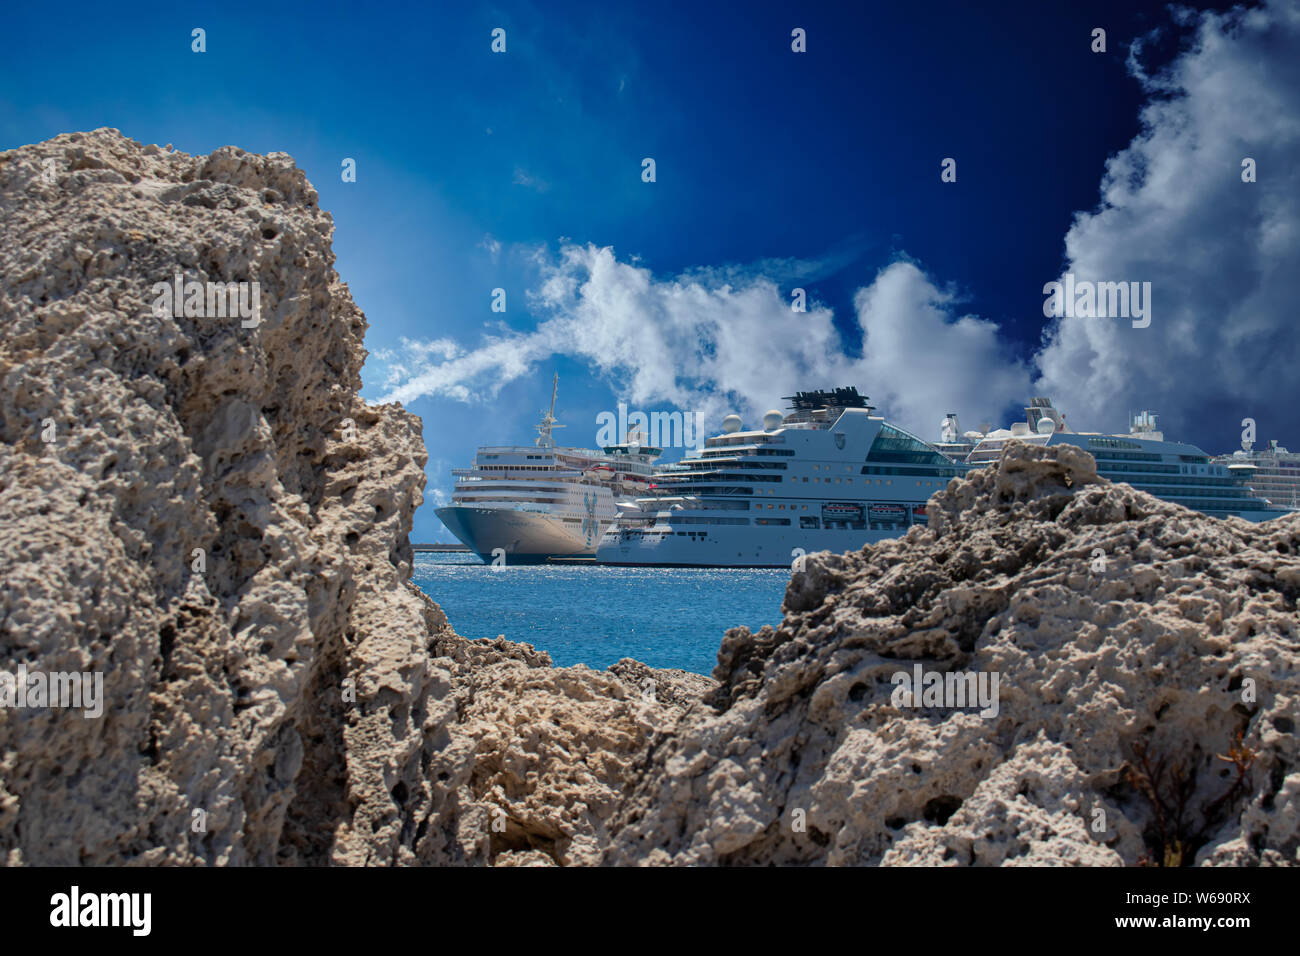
[423,641,707,866]
[607,442,1300,866]
[0,129,706,867]
[3,130,1296,867]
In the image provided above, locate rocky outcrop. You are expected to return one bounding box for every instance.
[422,641,708,865]
[2,130,1295,867]
[0,128,440,865]
[0,129,704,867]
[607,443,1300,865]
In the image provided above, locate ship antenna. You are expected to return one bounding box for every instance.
[536,372,565,447]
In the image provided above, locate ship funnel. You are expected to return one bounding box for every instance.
[939,413,960,444]
[1129,410,1163,442]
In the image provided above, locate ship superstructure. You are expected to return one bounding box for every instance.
[1214,438,1300,513]
[595,387,967,568]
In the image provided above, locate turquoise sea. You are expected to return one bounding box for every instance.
[412,553,790,676]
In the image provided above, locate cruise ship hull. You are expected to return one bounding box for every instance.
[435,505,599,564]
[596,524,904,568]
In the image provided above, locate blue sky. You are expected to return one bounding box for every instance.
[4,0,1297,541]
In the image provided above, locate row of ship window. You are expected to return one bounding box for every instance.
[1166,497,1269,511]
[1104,469,1251,488]
[1135,483,1256,498]
[1096,461,1228,478]
[472,464,556,471]
[662,498,921,512]
[631,518,844,528]
[655,504,918,527]
[674,476,946,489]
[635,516,912,530]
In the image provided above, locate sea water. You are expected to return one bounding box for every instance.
[411,553,790,676]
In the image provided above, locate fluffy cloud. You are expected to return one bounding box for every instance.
[1035,0,1300,438]
[851,264,1030,436]
[374,1,1299,449]
[374,243,1029,440]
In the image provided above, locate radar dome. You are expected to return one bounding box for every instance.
[1036,418,1056,435]
[722,414,743,433]
[762,410,783,430]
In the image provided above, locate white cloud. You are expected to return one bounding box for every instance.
[479,233,502,264]
[1035,0,1300,437]
[512,166,551,193]
[851,264,1030,435]
[374,243,1029,441]
[424,458,452,507]
[374,326,559,406]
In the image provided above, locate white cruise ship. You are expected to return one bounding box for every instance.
[595,387,968,568]
[1214,439,1300,513]
[960,398,1276,521]
[595,390,1283,569]
[435,376,664,563]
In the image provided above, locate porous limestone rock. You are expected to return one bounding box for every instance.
[422,638,705,865]
[0,129,708,867]
[0,128,440,865]
[606,442,1300,866]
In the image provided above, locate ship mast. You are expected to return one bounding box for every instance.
[535,372,564,448]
